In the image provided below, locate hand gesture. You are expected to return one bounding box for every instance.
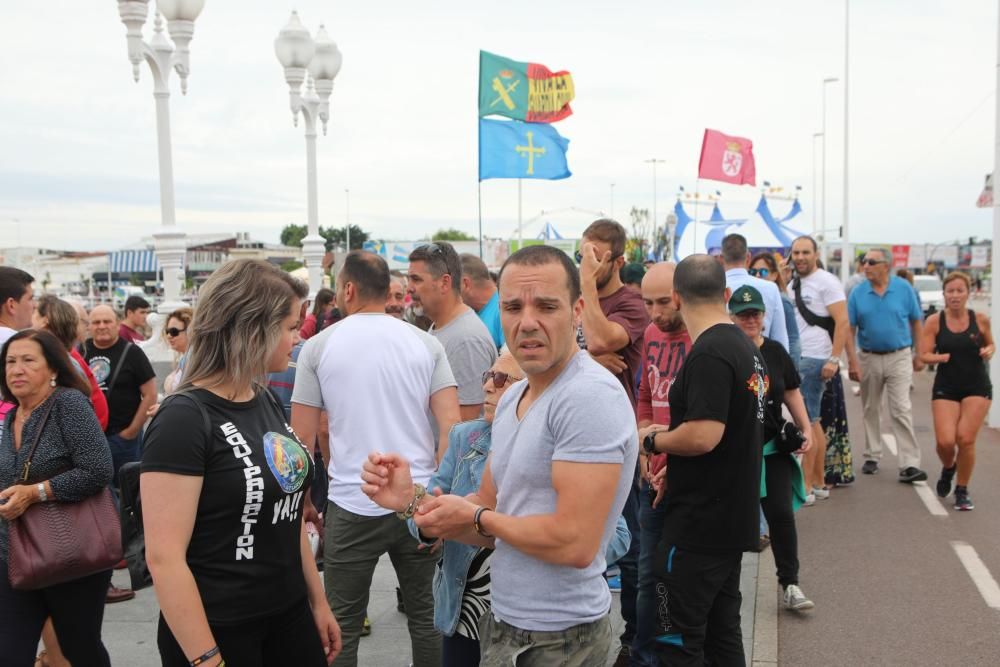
[651,467,668,508]
[413,490,478,540]
[980,345,994,361]
[0,484,38,521]
[360,452,414,513]
[579,241,611,286]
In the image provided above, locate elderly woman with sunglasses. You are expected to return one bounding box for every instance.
[360,351,630,667]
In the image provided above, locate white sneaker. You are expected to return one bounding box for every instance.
[812,486,830,499]
[782,584,815,610]
[803,493,816,506]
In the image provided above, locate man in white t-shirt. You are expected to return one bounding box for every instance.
[292,251,461,667]
[787,236,855,500]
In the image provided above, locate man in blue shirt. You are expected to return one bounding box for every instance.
[720,234,789,351]
[847,247,927,482]
[460,253,504,350]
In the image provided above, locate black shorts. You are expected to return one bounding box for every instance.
[932,384,992,402]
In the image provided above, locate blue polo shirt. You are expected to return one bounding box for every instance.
[477,291,504,350]
[848,276,923,352]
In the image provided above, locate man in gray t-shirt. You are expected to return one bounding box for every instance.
[365,245,637,665]
[409,241,497,421]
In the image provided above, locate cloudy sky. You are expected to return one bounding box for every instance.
[1,0,997,252]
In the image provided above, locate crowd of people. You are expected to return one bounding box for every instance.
[0,220,992,666]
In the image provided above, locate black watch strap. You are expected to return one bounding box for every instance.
[643,431,658,454]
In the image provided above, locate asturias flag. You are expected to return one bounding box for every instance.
[479,50,574,123]
[479,118,571,181]
[698,129,756,186]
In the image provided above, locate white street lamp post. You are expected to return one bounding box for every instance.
[989,0,1000,427]
[345,188,351,253]
[821,77,838,265]
[645,158,666,248]
[275,11,343,298]
[840,0,851,282]
[116,0,205,312]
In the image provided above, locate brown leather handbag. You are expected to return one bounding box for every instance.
[7,390,123,590]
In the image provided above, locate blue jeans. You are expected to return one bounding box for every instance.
[107,430,142,487]
[618,480,641,648]
[631,481,668,667]
[798,357,829,422]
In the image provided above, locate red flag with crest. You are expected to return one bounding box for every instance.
[698,129,756,186]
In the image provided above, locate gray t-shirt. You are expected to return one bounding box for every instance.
[488,351,638,631]
[430,307,498,406]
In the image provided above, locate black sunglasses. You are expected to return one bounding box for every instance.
[165,327,186,337]
[748,267,770,278]
[574,250,623,264]
[862,258,886,266]
[483,370,522,389]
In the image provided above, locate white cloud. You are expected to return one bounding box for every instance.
[0,0,996,252]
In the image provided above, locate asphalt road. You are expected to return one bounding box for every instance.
[779,364,1000,665]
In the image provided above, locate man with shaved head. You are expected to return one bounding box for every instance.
[641,254,765,665]
[83,303,157,603]
[631,261,692,664]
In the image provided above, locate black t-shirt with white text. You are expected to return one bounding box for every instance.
[141,388,312,625]
[83,338,156,434]
[759,338,800,443]
[662,323,765,553]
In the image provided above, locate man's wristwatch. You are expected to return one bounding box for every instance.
[826,357,840,368]
[642,430,659,455]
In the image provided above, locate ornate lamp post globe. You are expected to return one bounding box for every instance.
[275,12,343,298]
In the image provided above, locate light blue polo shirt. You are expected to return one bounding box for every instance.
[848,276,923,351]
[477,291,505,350]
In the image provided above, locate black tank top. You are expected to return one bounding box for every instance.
[934,309,990,390]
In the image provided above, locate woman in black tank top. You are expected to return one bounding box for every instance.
[919,272,994,512]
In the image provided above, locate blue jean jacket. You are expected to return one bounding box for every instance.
[409,419,632,637]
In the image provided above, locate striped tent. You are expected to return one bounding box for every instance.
[109,250,159,274]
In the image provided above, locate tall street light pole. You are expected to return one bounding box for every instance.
[812,132,823,238]
[840,0,851,282]
[989,1,1000,427]
[645,158,666,249]
[821,77,838,264]
[345,188,351,252]
[610,183,615,219]
[275,11,343,299]
[116,0,205,312]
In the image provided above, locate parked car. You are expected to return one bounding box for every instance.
[913,274,945,316]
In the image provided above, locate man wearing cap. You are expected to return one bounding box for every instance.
[847,247,927,482]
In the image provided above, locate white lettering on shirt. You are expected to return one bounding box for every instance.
[222,421,262,561]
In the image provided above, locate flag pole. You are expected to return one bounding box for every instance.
[478,180,484,259]
[693,179,701,255]
[517,178,523,250]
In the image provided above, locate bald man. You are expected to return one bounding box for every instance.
[83,305,157,477]
[632,262,693,663]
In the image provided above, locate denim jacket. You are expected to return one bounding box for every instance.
[408,419,632,637]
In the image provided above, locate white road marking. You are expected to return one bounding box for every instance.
[883,433,898,457]
[913,481,949,517]
[952,541,1000,609]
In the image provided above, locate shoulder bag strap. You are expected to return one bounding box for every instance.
[104,341,133,397]
[792,278,836,341]
[19,389,59,482]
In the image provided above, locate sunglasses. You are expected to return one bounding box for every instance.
[574,250,623,264]
[748,267,771,278]
[862,258,886,266]
[483,370,522,389]
[165,327,186,337]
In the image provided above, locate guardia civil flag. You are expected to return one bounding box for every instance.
[479,118,571,181]
[478,51,575,123]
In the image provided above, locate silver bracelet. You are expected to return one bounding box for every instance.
[36,483,47,502]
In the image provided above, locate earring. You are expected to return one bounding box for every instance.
[50,377,56,387]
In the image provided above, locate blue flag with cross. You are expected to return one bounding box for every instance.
[478,118,571,181]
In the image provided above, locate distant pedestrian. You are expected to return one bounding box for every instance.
[848,247,927,483]
[118,295,150,343]
[919,272,994,511]
[750,251,801,368]
[300,288,336,340]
